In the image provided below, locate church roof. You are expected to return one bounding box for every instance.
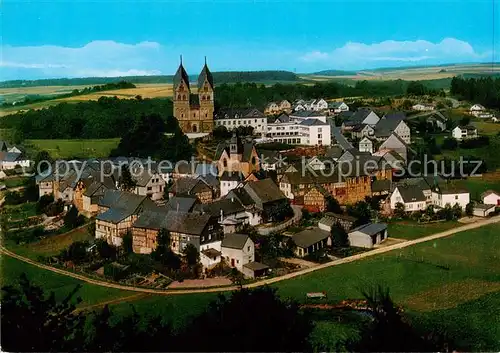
[174,62,190,90]
[198,60,214,90]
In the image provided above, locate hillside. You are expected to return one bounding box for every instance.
[0,70,300,89]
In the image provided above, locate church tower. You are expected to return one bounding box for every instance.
[198,57,215,133]
[173,56,191,131]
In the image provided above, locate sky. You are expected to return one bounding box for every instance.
[1,0,499,80]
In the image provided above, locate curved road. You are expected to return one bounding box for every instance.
[2,215,499,296]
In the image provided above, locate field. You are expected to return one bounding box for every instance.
[0,83,174,116]
[25,138,120,159]
[303,63,500,82]
[2,222,499,349]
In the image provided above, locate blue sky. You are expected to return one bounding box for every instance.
[1,0,499,80]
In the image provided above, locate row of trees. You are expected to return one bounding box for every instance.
[1,274,454,352]
[450,76,500,109]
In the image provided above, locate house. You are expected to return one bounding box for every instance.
[378,133,413,162]
[472,203,497,217]
[0,152,31,170]
[304,99,328,111]
[374,119,411,144]
[371,179,392,196]
[348,223,388,248]
[82,179,117,216]
[470,104,486,117]
[351,124,375,139]
[168,177,215,204]
[481,190,500,206]
[390,185,426,212]
[214,108,267,135]
[431,186,470,210]
[200,248,222,271]
[220,171,245,197]
[215,133,260,178]
[278,100,292,112]
[303,184,330,212]
[95,191,157,246]
[221,233,255,272]
[291,228,331,257]
[383,112,407,122]
[195,197,251,232]
[412,103,435,111]
[359,137,375,154]
[452,125,478,140]
[264,102,280,115]
[289,110,327,123]
[269,112,290,124]
[328,101,349,114]
[426,112,448,131]
[165,196,198,212]
[342,108,380,130]
[132,168,165,201]
[318,212,357,232]
[226,178,287,223]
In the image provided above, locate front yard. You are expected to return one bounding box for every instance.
[387,220,459,240]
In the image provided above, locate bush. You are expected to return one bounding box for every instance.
[63,206,84,229]
[36,194,54,214]
[103,263,130,281]
[44,199,65,217]
[4,191,24,206]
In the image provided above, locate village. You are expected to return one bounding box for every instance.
[1,61,499,290]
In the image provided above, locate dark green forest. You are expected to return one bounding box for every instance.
[0,96,173,140]
[450,76,500,108]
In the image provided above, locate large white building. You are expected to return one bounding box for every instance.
[214,108,268,135]
[452,125,478,140]
[431,188,470,210]
[267,117,331,146]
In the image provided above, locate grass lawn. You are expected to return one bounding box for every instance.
[474,121,500,135]
[3,202,37,219]
[387,221,459,240]
[3,177,28,189]
[0,256,132,306]
[26,138,120,159]
[453,176,500,200]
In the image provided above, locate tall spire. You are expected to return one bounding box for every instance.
[204,56,207,65]
[180,54,183,65]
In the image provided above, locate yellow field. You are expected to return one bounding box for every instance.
[0,83,174,116]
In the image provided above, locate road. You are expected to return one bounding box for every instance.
[1,215,499,296]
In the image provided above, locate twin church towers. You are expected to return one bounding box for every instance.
[173,56,215,134]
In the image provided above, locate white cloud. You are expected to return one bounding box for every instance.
[1,40,164,79]
[300,38,490,69]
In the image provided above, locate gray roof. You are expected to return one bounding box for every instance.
[165,211,212,235]
[270,113,290,123]
[349,223,387,236]
[133,210,169,229]
[0,152,22,162]
[300,119,328,126]
[214,134,256,163]
[166,196,197,212]
[396,185,426,203]
[244,178,286,204]
[195,163,218,177]
[344,108,375,126]
[383,112,406,121]
[325,145,344,159]
[292,228,331,248]
[243,262,269,271]
[291,111,325,118]
[328,101,345,109]
[198,62,214,90]
[202,248,221,258]
[173,62,190,89]
[220,171,244,182]
[214,107,265,120]
[319,213,357,228]
[194,197,246,217]
[374,119,404,137]
[371,179,392,193]
[221,233,250,249]
[225,187,256,207]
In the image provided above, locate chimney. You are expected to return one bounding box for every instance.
[220,209,224,222]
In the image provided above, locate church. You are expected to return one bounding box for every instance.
[173,57,215,134]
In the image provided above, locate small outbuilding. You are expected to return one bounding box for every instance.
[348,223,388,249]
[242,262,270,279]
[473,203,497,217]
[291,227,331,257]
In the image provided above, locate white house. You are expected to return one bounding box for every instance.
[304,99,328,111]
[219,171,244,197]
[374,119,411,145]
[214,108,268,135]
[348,223,388,248]
[412,103,435,111]
[221,233,255,272]
[359,137,374,154]
[133,169,165,201]
[472,203,497,217]
[352,124,375,139]
[470,104,486,117]
[379,133,411,162]
[482,190,500,206]
[390,185,426,212]
[343,109,381,129]
[199,240,223,271]
[0,152,31,170]
[452,125,478,140]
[431,187,470,210]
[328,101,349,114]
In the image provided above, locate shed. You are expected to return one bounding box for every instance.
[472,204,497,217]
[242,262,269,279]
[348,223,388,248]
[291,228,331,257]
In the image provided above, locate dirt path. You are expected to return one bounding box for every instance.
[2,215,500,296]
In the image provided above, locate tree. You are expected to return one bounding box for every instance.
[60,241,89,264]
[394,202,406,219]
[401,99,413,110]
[465,202,474,217]
[122,230,133,255]
[64,205,83,229]
[95,238,117,260]
[365,196,381,212]
[176,287,314,352]
[452,203,463,219]
[118,165,136,192]
[347,200,371,226]
[1,274,86,352]
[264,201,293,222]
[183,243,199,267]
[459,116,471,126]
[23,178,39,202]
[36,194,54,214]
[331,223,349,248]
[326,196,343,214]
[437,204,454,221]
[228,268,245,289]
[349,285,443,352]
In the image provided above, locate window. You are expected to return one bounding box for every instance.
[237,260,239,264]
[247,246,250,251]
[455,195,458,200]
[251,156,256,165]
[318,128,322,132]
[177,94,181,100]
[147,186,152,191]
[223,159,228,167]
[182,94,186,100]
